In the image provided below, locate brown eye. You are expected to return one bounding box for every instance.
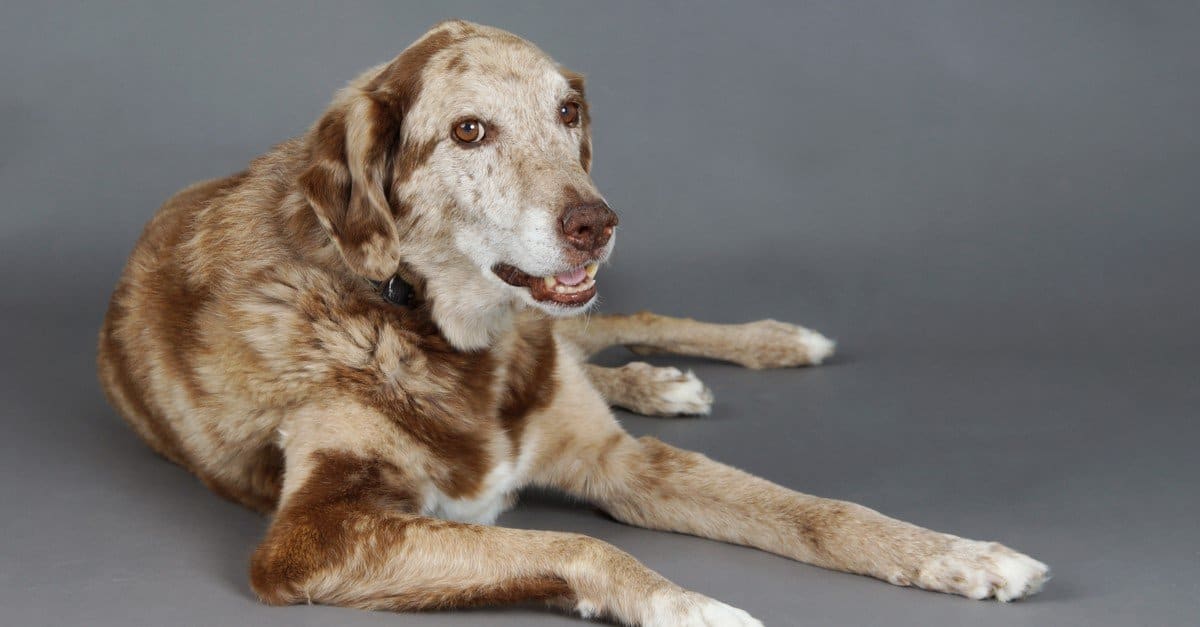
[559,101,581,127]
[453,119,485,143]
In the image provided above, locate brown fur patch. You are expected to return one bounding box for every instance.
[397,339,497,498]
[98,289,192,469]
[299,105,397,280]
[379,575,573,611]
[368,27,458,111]
[444,51,468,74]
[393,138,438,191]
[250,450,418,603]
[142,230,210,405]
[497,316,558,451]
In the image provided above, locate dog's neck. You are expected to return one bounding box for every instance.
[410,259,519,352]
[432,295,518,352]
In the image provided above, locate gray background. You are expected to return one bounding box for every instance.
[2,1,1197,626]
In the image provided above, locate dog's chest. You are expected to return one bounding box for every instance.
[411,318,556,525]
[422,439,537,524]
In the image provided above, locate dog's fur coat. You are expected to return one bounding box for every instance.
[97,21,1048,626]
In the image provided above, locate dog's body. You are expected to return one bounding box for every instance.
[98,21,1047,625]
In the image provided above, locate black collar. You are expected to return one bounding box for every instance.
[369,274,417,307]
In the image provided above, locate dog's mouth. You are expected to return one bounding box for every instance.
[492,262,599,307]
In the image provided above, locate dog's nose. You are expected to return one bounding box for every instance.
[560,202,618,252]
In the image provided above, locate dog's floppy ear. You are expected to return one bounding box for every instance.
[299,91,404,281]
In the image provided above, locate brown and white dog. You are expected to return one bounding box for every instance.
[97,20,1048,626]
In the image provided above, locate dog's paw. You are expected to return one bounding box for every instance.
[913,538,1050,602]
[643,590,762,627]
[619,362,713,416]
[731,319,835,369]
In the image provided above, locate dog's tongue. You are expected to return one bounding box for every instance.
[555,267,588,286]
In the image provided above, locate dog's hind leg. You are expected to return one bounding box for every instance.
[584,363,713,416]
[557,311,835,369]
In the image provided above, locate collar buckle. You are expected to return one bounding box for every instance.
[371,274,415,307]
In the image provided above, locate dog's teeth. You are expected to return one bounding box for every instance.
[585,263,598,279]
[543,276,557,289]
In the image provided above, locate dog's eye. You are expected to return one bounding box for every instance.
[559,101,581,127]
[453,119,485,144]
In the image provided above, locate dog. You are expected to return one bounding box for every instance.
[97,20,1049,626]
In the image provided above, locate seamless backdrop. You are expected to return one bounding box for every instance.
[1,2,1198,626]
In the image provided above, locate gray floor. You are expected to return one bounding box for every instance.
[2,2,1199,626]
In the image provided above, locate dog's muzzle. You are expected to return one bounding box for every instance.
[493,262,600,307]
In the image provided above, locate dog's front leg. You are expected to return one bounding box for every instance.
[531,390,1049,601]
[249,401,760,626]
[557,312,835,368]
[584,362,714,416]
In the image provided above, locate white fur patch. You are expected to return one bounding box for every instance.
[425,433,539,524]
[575,598,600,619]
[796,328,835,365]
[428,461,517,525]
[651,368,713,416]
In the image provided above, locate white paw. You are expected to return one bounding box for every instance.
[916,538,1050,602]
[795,327,836,365]
[651,367,713,416]
[644,590,762,627]
[575,598,600,619]
[734,319,836,369]
[622,362,713,416]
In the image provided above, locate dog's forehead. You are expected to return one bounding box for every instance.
[404,33,572,130]
[443,38,564,97]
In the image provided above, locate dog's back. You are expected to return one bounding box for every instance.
[97,155,295,512]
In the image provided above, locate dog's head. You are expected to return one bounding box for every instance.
[300,20,615,348]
